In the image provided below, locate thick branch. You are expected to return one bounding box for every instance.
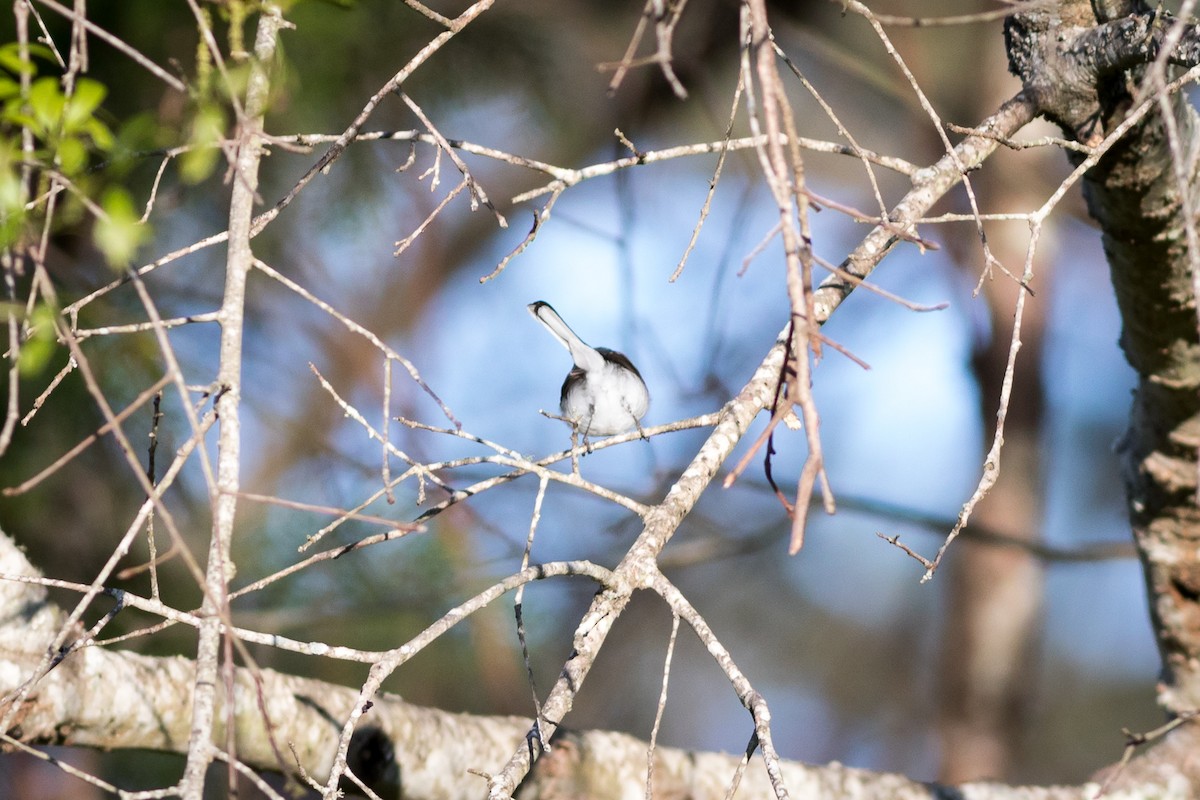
[1005,7,1200,138]
[5,527,1189,799]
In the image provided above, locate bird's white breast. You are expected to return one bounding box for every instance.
[562,360,649,436]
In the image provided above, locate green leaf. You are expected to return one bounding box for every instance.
[0,139,24,249]
[0,181,24,250]
[94,187,150,268]
[180,104,225,184]
[116,113,165,150]
[18,327,57,377]
[63,78,106,131]
[84,117,115,152]
[2,93,33,126]
[102,113,166,176]
[27,77,63,135]
[3,113,36,132]
[0,42,53,76]
[17,303,60,378]
[56,136,87,175]
[0,44,26,75]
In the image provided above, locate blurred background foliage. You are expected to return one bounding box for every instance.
[0,0,1166,796]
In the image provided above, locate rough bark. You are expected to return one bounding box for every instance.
[1006,0,1200,714]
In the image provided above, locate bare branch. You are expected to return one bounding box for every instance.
[30,0,187,92]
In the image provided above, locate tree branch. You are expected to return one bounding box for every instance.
[4,526,1160,800]
[181,6,286,797]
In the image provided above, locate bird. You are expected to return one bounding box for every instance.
[527,301,649,438]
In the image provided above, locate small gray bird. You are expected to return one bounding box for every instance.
[527,301,649,437]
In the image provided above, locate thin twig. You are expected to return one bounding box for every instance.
[402,0,453,27]
[255,259,459,428]
[650,570,789,799]
[398,92,507,228]
[1091,711,1200,798]
[321,561,616,796]
[480,186,563,283]
[515,475,550,753]
[30,0,186,91]
[394,180,468,255]
[605,1,652,96]
[869,1,1052,28]
[3,373,173,496]
[407,413,721,524]
[645,611,680,799]
[18,354,75,427]
[671,70,744,282]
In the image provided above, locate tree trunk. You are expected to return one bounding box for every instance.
[1007,0,1200,715]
